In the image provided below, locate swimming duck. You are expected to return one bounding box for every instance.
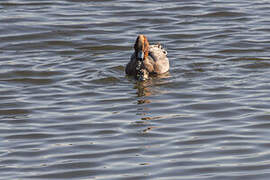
[125,35,169,81]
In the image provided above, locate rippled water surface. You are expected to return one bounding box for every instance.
[1,0,270,179]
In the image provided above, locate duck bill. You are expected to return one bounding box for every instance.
[137,51,144,61]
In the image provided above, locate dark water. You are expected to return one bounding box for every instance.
[1,0,270,179]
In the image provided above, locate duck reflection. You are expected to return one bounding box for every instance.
[132,74,171,133]
[135,80,153,98]
[134,72,171,98]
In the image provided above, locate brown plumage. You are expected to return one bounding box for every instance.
[125,35,169,81]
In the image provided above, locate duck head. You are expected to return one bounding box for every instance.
[134,34,149,61]
[133,35,150,81]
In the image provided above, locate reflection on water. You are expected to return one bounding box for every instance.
[134,75,174,135]
[2,0,270,179]
[135,72,171,97]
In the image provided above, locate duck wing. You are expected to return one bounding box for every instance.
[147,44,169,74]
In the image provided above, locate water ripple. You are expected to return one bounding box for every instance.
[1,0,270,179]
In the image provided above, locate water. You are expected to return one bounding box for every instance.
[1,0,270,179]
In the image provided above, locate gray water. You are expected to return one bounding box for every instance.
[1,0,270,179]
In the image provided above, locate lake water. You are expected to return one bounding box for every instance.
[1,0,270,179]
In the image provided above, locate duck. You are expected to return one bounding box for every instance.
[125,35,170,81]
